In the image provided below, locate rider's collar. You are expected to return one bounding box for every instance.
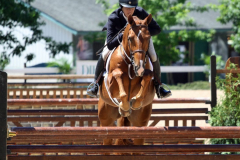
[123,13,127,21]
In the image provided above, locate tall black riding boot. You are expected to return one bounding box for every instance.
[87,55,105,97]
[152,59,172,99]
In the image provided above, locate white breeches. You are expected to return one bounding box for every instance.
[101,38,157,62]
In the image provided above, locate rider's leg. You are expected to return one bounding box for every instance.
[87,40,110,97]
[148,38,172,98]
[87,54,105,97]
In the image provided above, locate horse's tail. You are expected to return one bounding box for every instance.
[116,117,133,145]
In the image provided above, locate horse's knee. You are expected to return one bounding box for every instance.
[112,68,123,79]
[112,68,127,99]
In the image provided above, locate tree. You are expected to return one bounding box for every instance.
[217,0,240,53]
[0,0,72,69]
[96,0,216,65]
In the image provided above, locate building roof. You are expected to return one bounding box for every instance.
[31,0,232,33]
[31,0,118,33]
[170,0,232,31]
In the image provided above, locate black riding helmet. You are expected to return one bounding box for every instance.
[119,0,138,8]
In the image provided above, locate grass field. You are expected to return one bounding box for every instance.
[168,81,210,90]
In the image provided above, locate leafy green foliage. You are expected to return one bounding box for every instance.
[0,0,72,65]
[96,0,110,14]
[47,58,72,74]
[0,52,10,70]
[96,0,216,65]
[210,63,240,154]
[217,0,240,53]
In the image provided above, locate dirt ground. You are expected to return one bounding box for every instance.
[151,90,224,127]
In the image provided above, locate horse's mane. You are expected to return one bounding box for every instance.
[123,24,131,40]
[122,23,131,49]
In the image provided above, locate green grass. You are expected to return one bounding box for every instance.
[168,81,211,90]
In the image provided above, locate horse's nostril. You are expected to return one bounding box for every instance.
[134,67,139,76]
[135,65,139,70]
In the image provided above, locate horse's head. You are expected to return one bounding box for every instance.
[126,14,152,77]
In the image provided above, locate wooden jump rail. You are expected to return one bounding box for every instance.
[7,116,208,129]
[7,98,210,128]
[8,82,90,87]
[7,144,240,153]
[6,126,240,160]
[7,76,92,99]
[7,107,209,128]
[10,126,240,138]
[7,98,210,105]
[7,75,94,79]
[7,155,240,160]
[7,88,91,99]
[7,108,208,115]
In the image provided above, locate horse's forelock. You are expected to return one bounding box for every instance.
[133,16,140,21]
[132,16,142,24]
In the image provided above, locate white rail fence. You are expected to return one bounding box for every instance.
[5,66,206,74]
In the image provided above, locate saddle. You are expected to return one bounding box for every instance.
[95,49,114,85]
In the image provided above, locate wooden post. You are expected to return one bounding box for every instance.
[24,63,27,84]
[0,71,7,160]
[210,55,217,108]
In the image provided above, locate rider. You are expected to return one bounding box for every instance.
[87,0,172,98]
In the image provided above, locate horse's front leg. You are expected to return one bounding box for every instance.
[130,69,153,110]
[98,100,120,155]
[112,68,131,117]
[129,104,152,155]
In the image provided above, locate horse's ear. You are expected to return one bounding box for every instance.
[128,15,135,26]
[145,14,152,25]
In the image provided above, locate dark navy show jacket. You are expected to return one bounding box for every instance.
[102,7,161,50]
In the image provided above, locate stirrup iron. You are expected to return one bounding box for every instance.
[87,82,99,98]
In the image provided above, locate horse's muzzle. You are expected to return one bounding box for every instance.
[134,60,145,77]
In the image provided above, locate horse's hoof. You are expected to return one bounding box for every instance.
[130,97,142,110]
[119,107,132,117]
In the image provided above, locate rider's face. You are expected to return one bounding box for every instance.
[122,7,135,18]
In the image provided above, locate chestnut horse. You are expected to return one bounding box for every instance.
[98,14,155,154]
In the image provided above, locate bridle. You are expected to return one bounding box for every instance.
[118,24,149,79]
[128,24,148,55]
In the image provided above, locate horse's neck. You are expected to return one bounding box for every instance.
[122,37,129,52]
